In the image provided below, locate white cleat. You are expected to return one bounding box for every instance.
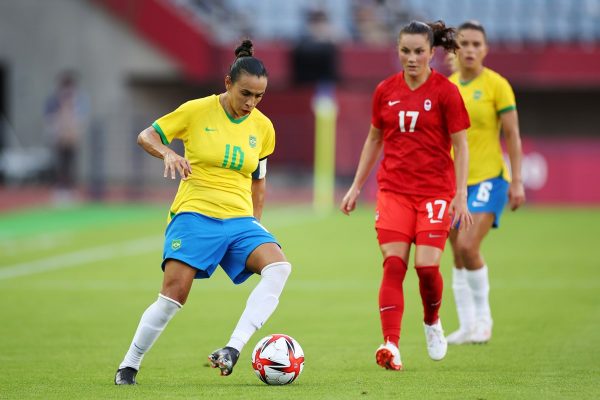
[424,320,448,361]
[446,328,474,345]
[375,341,403,371]
[471,319,493,344]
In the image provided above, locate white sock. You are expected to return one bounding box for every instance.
[452,267,475,331]
[119,294,182,370]
[465,265,492,323]
[226,262,291,352]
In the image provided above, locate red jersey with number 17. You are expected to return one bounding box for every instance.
[372,69,470,198]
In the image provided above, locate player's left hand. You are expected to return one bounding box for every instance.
[450,192,473,231]
[509,180,526,211]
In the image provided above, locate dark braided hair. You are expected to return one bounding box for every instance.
[229,39,268,83]
[399,20,459,52]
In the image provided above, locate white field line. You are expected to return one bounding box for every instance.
[0,209,326,280]
[0,236,162,280]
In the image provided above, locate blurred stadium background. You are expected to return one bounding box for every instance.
[1,1,600,398]
[0,0,599,209]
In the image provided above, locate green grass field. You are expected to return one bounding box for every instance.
[0,204,599,399]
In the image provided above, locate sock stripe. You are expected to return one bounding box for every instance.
[159,293,183,308]
[261,261,291,274]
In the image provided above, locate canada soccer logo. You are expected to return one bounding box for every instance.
[424,99,432,111]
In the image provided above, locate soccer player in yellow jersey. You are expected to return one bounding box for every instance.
[115,40,292,384]
[446,21,526,344]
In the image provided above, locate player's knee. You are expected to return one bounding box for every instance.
[262,261,292,280]
[383,256,408,278]
[161,281,190,305]
[260,262,291,294]
[451,254,463,268]
[415,266,442,287]
[455,240,478,261]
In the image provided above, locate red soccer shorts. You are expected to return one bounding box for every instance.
[375,190,452,249]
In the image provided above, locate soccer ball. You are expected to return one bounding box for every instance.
[251,334,304,385]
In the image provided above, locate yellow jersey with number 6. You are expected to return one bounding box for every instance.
[449,68,515,185]
[152,95,275,219]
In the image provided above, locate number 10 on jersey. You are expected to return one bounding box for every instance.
[221,144,245,170]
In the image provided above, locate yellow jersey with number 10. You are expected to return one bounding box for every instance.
[152,94,275,219]
[449,68,516,185]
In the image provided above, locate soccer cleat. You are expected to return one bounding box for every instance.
[446,328,474,345]
[471,318,493,344]
[208,346,240,376]
[375,341,402,371]
[114,367,138,385]
[424,319,448,361]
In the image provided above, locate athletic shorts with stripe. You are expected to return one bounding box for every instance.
[162,212,279,284]
[375,190,452,249]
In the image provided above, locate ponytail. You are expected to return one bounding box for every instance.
[399,20,459,52]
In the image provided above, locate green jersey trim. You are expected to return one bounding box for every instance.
[152,122,169,145]
[223,108,250,124]
[497,105,516,115]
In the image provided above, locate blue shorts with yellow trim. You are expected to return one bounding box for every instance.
[467,176,509,228]
[162,212,279,284]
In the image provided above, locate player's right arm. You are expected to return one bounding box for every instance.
[340,125,383,215]
[137,126,192,180]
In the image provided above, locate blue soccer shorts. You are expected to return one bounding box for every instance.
[467,176,509,228]
[162,212,279,284]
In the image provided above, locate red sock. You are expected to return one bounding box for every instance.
[415,265,443,325]
[379,256,407,347]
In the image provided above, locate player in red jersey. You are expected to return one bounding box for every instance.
[340,20,473,371]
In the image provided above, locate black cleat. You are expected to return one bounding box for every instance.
[114,367,138,385]
[208,346,240,376]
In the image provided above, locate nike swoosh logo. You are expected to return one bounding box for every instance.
[388,100,401,106]
[204,127,217,132]
[429,234,444,238]
[380,306,396,312]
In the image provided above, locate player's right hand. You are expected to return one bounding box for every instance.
[340,186,360,216]
[163,151,192,180]
[449,192,473,231]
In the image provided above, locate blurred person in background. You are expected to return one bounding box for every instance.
[291,8,339,86]
[115,39,292,385]
[44,71,89,203]
[446,21,525,345]
[340,20,472,371]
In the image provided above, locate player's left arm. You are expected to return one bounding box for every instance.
[500,110,526,211]
[251,178,266,221]
[251,157,268,220]
[450,130,473,230]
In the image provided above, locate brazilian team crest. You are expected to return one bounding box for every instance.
[474,90,483,100]
[171,239,181,250]
[249,135,257,148]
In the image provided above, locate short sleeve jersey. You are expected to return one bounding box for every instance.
[449,68,516,184]
[371,70,470,197]
[153,95,275,219]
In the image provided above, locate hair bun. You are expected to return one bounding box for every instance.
[234,39,254,58]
